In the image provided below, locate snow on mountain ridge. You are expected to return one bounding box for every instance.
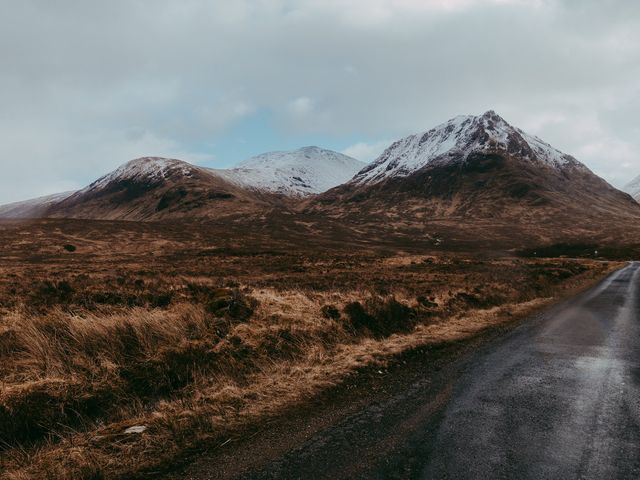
[77,148,365,198]
[352,111,585,185]
[623,174,640,200]
[216,147,365,195]
[82,157,198,193]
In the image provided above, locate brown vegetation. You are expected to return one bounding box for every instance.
[309,151,640,248]
[0,219,621,479]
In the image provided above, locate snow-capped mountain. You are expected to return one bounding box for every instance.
[352,111,586,185]
[0,147,364,220]
[79,157,200,193]
[3,115,638,244]
[0,191,75,219]
[623,175,640,202]
[216,146,365,196]
[45,157,268,221]
[313,110,640,245]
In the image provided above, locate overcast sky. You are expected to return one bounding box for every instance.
[1,0,639,203]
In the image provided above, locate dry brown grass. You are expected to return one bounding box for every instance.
[0,219,622,479]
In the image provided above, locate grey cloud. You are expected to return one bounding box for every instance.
[0,0,638,202]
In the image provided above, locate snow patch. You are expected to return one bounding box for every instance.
[623,174,640,200]
[352,111,585,185]
[71,149,366,199]
[123,426,147,434]
[82,157,196,193]
[215,146,365,195]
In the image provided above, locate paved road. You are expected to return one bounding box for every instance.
[423,262,640,479]
[175,263,640,480]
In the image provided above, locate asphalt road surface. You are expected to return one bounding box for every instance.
[423,262,640,480]
[174,263,640,480]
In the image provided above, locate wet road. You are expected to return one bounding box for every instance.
[423,262,640,479]
[175,263,640,480]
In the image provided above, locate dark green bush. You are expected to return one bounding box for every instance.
[344,298,416,338]
[321,304,340,320]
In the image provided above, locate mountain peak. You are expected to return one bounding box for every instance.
[120,156,190,172]
[218,147,365,195]
[82,157,198,193]
[352,111,583,185]
[481,109,501,119]
[297,146,322,153]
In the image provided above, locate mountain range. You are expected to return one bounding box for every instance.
[2,147,363,221]
[2,111,639,247]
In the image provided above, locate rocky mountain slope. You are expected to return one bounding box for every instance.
[623,175,640,203]
[0,191,75,219]
[311,111,640,246]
